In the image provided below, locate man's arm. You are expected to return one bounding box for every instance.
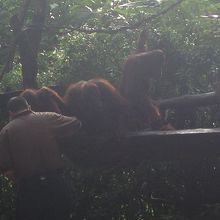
[49,113,82,138]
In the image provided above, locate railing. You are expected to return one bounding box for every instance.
[61,128,220,219]
[62,128,220,167]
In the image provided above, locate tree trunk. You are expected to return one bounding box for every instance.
[18,0,47,89]
[19,29,40,88]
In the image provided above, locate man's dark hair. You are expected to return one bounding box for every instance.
[7,96,29,113]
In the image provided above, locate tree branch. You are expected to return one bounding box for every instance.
[44,0,184,35]
[0,0,184,82]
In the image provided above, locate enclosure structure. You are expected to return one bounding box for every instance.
[57,128,220,219]
[1,90,220,219]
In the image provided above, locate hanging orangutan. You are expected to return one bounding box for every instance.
[120,30,173,130]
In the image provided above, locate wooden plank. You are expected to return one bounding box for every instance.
[61,128,220,168]
[159,92,219,109]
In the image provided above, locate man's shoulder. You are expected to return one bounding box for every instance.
[0,122,13,137]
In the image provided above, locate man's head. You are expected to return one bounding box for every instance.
[7,96,30,119]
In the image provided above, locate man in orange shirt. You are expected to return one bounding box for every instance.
[0,96,82,220]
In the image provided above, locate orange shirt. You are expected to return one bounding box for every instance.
[0,110,81,183]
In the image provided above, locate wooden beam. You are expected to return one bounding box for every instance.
[61,128,220,168]
[159,92,219,110]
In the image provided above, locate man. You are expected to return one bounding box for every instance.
[0,96,82,220]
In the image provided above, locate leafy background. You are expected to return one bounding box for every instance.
[1,0,220,219]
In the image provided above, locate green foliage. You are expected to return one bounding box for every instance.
[0,175,15,220]
[155,0,220,96]
[38,31,134,86]
[0,64,23,91]
[1,0,220,218]
[1,0,219,97]
[2,158,220,219]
